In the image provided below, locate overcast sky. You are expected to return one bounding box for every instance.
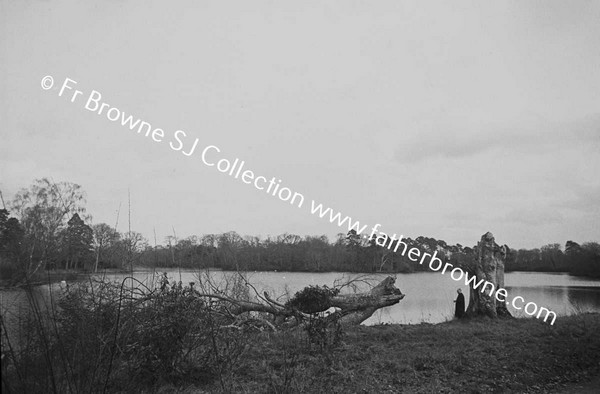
[1,0,599,249]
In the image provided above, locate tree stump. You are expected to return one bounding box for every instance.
[466,232,512,318]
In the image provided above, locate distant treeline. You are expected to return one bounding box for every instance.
[125,232,600,278]
[1,178,599,283]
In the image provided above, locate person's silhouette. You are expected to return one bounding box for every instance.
[454,288,465,318]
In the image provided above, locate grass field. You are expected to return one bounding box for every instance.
[162,313,600,393]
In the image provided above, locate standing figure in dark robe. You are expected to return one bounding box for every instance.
[454,288,465,318]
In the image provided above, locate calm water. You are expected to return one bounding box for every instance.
[2,270,600,326]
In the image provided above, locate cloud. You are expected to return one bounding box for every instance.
[556,185,600,214]
[394,114,600,163]
[502,208,565,227]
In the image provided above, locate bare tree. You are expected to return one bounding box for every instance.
[92,223,120,272]
[10,178,88,275]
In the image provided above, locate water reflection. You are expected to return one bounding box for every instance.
[567,286,600,313]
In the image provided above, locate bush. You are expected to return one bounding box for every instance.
[304,315,345,353]
[1,276,252,393]
[285,285,340,314]
[285,285,345,353]
[0,261,18,282]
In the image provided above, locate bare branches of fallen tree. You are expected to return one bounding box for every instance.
[190,275,405,329]
[59,273,406,334]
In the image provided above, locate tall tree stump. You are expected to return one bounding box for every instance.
[466,232,512,318]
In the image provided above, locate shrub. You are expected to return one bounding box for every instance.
[285,285,345,353]
[285,285,339,314]
[304,315,345,353]
[2,276,252,393]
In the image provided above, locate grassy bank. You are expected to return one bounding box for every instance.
[191,313,600,393]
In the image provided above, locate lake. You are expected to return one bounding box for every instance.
[2,270,600,326]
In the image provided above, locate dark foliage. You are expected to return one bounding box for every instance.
[1,278,252,393]
[286,285,340,314]
[304,315,345,353]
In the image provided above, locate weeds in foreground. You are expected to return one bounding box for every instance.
[1,275,253,393]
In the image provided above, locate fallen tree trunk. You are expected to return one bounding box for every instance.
[331,276,405,325]
[192,276,405,328]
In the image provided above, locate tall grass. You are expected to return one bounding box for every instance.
[1,274,253,393]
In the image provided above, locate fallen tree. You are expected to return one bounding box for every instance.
[191,275,405,329]
[11,273,403,392]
